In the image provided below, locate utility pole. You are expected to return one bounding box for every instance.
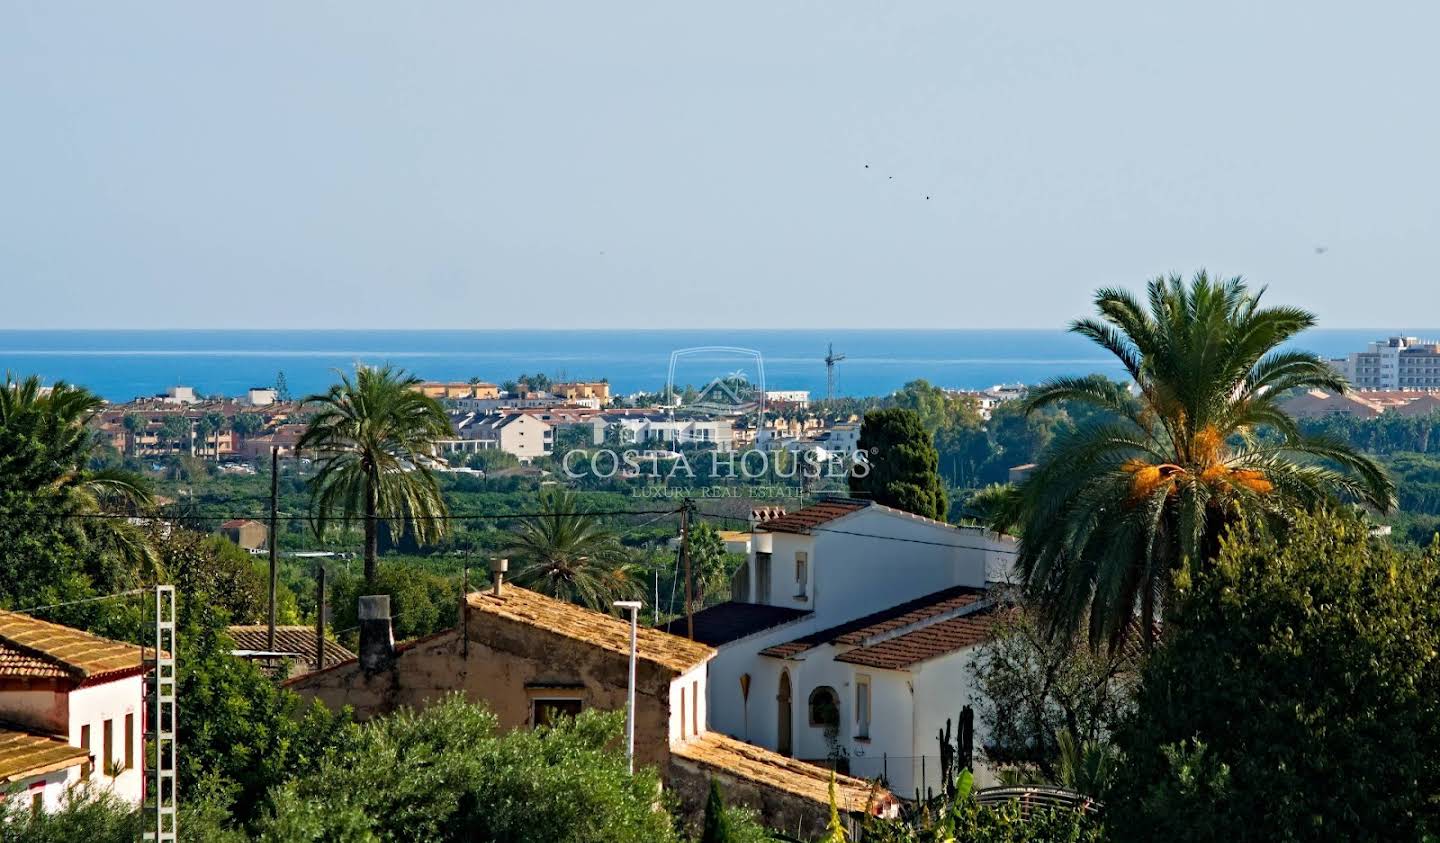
[268,446,279,652]
[612,600,642,775]
[681,498,694,640]
[314,566,326,672]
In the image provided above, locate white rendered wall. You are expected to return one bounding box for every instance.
[67,675,145,807]
[667,662,709,744]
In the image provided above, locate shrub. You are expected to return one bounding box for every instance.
[258,695,678,843]
[1108,511,1440,841]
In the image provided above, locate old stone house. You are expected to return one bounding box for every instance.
[285,580,894,829]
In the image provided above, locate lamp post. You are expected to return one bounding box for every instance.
[613,600,643,774]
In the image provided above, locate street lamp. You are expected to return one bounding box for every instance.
[613,600,643,774]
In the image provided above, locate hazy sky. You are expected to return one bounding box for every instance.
[2,3,1436,330]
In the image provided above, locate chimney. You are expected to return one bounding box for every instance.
[357,595,394,673]
[491,558,509,596]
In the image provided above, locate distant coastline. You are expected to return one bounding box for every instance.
[0,328,1430,403]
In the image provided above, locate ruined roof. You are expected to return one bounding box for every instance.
[834,604,1002,670]
[0,727,89,784]
[759,586,986,660]
[220,518,264,529]
[467,586,714,674]
[753,499,870,534]
[227,625,356,668]
[672,731,895,815]
[0,612,146,684]
[658,602,810,647]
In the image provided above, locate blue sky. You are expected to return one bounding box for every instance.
[2,2,1436,329]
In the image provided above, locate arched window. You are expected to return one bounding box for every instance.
[808,686,840,729]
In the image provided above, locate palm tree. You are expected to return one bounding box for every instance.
[993,273,1393,651]
[0,374,156,575]
[505,487,639,611]
[204,411,227,459]
[121,413,147,457]
[296,365,453,582]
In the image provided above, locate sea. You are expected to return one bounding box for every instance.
[0,329,1430,403]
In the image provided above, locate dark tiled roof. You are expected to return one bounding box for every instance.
[0,727,89,784]
[227,626,356,668]
[834,605,1002,669]
[759,586,986,659]
[754,499,870,534]
[0,613,146,683]
[658,602,811,647]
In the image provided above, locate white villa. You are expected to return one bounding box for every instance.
[663,498,1017,797]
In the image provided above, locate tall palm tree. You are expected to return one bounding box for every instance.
[505,487,639,611]
[121,412,147,457]
[0,374,156,575]
[204,410,227,459]
[296,365,452,582]
[992,273,1394,651]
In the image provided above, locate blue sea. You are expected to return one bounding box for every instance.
[0,329,1429,403]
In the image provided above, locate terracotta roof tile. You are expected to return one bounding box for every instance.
[467,586,714,674]
[0,612,145,683]
[834,605,1002,669]
[754,499,869,534]
[0,727,89,784]
[658,603,811,647]
[672,731,894,815]
[759,586,986,659]
[227,626,356,668]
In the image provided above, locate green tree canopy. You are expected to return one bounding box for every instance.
[297,365,453,581]
[1107,511,1440,842]
[257,696,677,843]
[991,273,1394,649]
[848,408,948,521]
[505,486,640,611]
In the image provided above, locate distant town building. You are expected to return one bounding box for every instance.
[947,384,1026,419]
[440,413,554,462]
[416,382,502,401]
[159,385,198,405]
[1337,337,1440,390]
[246,387,278,406]
[218,518,268,551]
[764,390,811,409]
[0,614,148,812]
[1279,389,1385,419]
[550,381,611,405]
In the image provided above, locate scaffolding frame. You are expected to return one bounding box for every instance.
[143,585,177,842]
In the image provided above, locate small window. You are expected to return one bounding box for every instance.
[532,698,583,729]
[692,681,700,736]
[808,686,840,729]
[103,720,113,777]
[124,714,135,770]
[680,692,687,737]
[794,552,808,599]
[755,553,772,605]
[856,676,871,739]
[80,725,91,780]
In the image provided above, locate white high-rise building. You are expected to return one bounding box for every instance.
[1339,337,1440,390]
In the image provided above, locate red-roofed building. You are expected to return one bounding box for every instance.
[0,613,148,812]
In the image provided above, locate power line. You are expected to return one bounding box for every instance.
[0,588,148,616]
[16,506,684,522]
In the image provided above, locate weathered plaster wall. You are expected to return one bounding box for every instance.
[288,610,681,770]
